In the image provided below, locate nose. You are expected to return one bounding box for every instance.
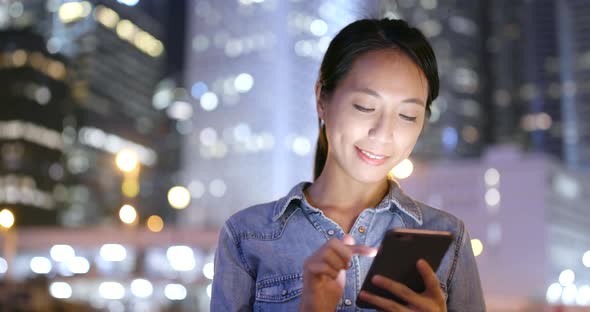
[368,115,394,143]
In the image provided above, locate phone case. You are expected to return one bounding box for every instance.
[356,228,454,309]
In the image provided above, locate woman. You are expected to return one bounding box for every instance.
[211,18,485,311]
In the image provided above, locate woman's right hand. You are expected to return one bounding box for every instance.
[299,234,377,312]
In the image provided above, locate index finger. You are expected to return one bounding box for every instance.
[341,234,377,256]
[342,234,378,257]
[324,239,377,265]
[347,244,378,257]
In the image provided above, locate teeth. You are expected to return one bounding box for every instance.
[360,149,385,160]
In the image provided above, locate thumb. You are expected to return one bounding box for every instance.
[342,234,355,246]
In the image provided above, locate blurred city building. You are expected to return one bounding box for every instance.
[0,0,183,228]
[0,29,69,225]
[1,0,590,311]
[182,0,361,227]
[0,226,218,311]
[489,0,590,169]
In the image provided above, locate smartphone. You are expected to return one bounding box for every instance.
[356,228,454,309]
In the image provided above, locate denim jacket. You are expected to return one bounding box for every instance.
[211,180,486,311]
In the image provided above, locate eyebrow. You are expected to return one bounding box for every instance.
[352,87,425,107]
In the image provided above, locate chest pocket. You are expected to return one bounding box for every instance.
[255,273,303,303]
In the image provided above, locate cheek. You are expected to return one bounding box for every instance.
[327,112,369,141]
[393,125,421,151]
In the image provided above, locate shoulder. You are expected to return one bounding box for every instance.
[390,179,466,235]
[224,199,279,234]
[413,200,467,238]
[226,182,308,229]
[223,182,307,241]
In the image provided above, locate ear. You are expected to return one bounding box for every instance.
[315,81,326,121]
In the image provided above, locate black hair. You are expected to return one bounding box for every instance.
[313,18,439,180]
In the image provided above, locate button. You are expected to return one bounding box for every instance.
[344,298,352,306]
[327,229,335,236]
[358,226,366,233]
[281,289,288,296]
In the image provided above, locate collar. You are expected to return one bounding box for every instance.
[272,179,423,225]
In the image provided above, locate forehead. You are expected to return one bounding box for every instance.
[338,49,428,100]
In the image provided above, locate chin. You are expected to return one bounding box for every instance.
[349,168,389,185]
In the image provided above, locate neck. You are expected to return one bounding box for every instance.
[305,161,389,213]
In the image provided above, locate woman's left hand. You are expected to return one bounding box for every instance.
[357,259,446,312]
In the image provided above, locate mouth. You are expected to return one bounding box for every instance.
[355,146,390,165]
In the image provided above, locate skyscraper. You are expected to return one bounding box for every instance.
[488,0,590,170]
[0,29,69,225]
[182,0,361,227]
[53,2,175,226]
[0,0,181,226]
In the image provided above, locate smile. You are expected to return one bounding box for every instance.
[355,147,390,165]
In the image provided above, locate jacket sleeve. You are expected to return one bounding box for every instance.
[446,222,487,312]
[210,221,256,312]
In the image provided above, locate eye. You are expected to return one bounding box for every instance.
[353,104,374,113]
[400,114,417,122]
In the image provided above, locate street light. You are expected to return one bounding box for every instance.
[0,208,15,281]
[0,209,15,229]
[115,149,139,173]
[119,204,137,225]
[116,149,141,200]
[167,186,191,209]
[147,215,164,232]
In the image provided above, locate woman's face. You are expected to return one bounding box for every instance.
[318,49,428,184]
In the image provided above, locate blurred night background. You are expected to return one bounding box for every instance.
[0,0,589,311]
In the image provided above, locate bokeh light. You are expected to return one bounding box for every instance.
[131,279,153,298]
[100,244,127,262]
[390,159,414,179]
[50,245,75,262]
[115,149,139,173]
[121,178,140,197]
[167,246,196,271]
[50,282,72,299]
[165,284,187,300]
[119,204,138,224]
[30,257,52,274]
[147,215,164,232]
[99,282,125,300]
[546,283,562,304]
[471,239,483,257]
[559,269,575,287]
[168,186,191,209]
[0,209,15,229]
